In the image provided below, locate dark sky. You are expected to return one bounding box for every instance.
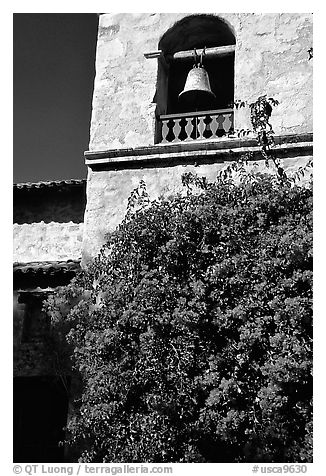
[13,13,98,183]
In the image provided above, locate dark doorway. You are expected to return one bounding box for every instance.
[13,376,69,462]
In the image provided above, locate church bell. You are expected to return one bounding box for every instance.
[179,64,216,109]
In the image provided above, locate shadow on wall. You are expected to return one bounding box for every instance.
[13,181,86,224]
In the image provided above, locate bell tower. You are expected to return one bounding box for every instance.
[82,13,313,265]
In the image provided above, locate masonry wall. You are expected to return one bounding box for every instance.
[89,13,313,151]
[82,148,312,263]
[13,222,83,263]
[13,183,86,264]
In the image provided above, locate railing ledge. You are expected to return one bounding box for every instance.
[160,108,233,120]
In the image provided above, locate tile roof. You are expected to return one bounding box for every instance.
[13,260,81,274]
[13,179,86,191]
[13,260,81,290]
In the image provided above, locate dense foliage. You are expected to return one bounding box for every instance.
[47,172,312,463]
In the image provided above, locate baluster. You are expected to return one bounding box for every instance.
[184,117,193,141]
[223,113,233,133]
[210,115,219,138]
[215,113,225,132]
[161,119,170,143]
[172,117,182,142]
[197,115,206,139]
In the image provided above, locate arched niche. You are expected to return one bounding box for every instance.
[156,15,236,118]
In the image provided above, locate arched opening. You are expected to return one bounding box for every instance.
[155,15,236,143]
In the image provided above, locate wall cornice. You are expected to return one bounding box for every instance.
[85,133,312,170]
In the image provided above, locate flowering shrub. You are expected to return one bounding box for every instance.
[46,172,312,463]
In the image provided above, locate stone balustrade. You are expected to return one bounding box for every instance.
[159,108,234,143]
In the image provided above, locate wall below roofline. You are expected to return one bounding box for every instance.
[13,222,84,263]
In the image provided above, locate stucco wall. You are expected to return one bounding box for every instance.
[82,151,312,263]
[13,222,83,263]
[89,13,312,151]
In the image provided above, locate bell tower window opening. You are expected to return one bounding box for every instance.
[167,49,235,114]
[155,15,236,143]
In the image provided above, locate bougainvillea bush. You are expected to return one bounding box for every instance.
[46,172,312,463]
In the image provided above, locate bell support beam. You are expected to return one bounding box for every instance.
[144,50,163,59]
[144,45,235,61]
[170,45,235,61]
